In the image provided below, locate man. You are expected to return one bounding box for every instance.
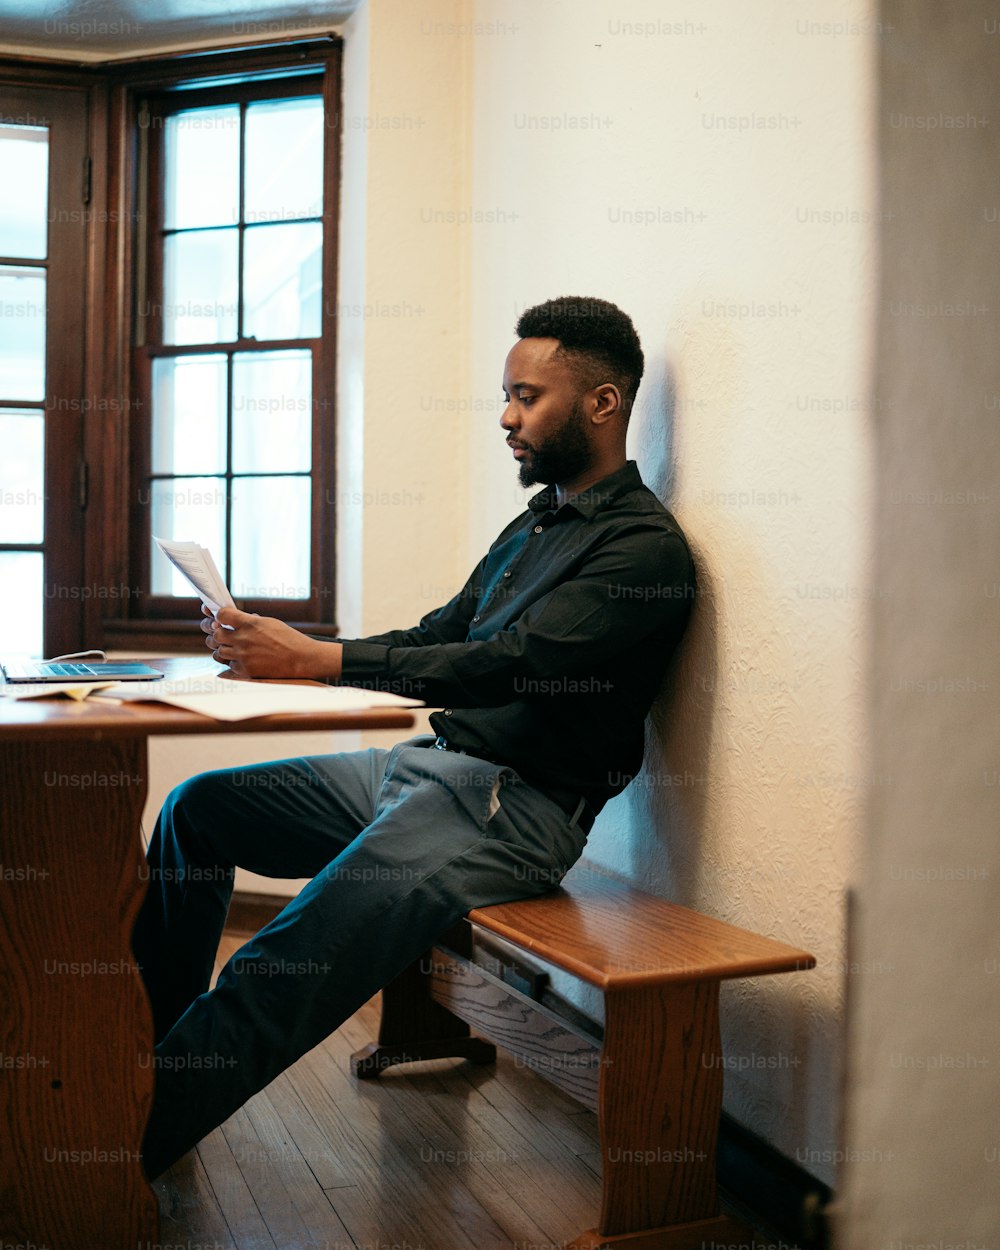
[135,295,695,1178]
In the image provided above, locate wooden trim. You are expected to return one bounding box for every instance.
[0,80,92,655]
[122,53,341,641]
[102,617,341,654]
[717,1111,833,1250]
[141,73,323,112]
[0,37,342,81]
[103,38,341,83]
[4,41,343,654]
[0,58,104,84]
[91,77,141,646]
[316,40,342,629]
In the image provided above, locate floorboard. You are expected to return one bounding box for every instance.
[150,932,784,1250]
[150,933,605,1249]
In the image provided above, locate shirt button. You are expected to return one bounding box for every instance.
[443,708,453,716]
[503,571,511,578]
[472,615,480,622]
[533,524,543,533]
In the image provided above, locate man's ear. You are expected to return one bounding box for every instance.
[590,383,623,424]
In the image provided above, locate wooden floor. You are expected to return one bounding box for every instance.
[151,933,782,1250]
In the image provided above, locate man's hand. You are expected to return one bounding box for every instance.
[200,605,342,680]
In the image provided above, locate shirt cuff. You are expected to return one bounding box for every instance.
[337,639,392,685]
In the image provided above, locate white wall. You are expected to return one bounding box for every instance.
[838,2,1000,1241]
[462,0,876,1185]
[166,0,873,1178]
[79,0,883,1193]
[67,0,998,1225]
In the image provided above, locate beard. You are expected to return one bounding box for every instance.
[517,398,591,488]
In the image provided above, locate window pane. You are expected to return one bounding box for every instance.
[152,354,227,475]
[0,265,46,399]
[232,350,311,473]
[0,124,48,259]
[231,476,310,599]
[163,106,240,230]
[149,477,227,596]
[243,223,321,341]
[162,229,238,345]
[245,98,323,224]
[0,552,43,656]
[0,410,44,543]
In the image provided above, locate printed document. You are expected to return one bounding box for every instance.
[153,537,235,614]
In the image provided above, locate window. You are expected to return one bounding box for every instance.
[124,51,341,645]
[0,83,90,658]
[0,40,342,657]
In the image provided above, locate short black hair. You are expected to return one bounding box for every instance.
[515,295,644,417]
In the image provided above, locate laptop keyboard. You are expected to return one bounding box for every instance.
[3,662,101,680]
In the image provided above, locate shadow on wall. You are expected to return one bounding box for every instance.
[621,341,836,1189]
[633,550,719,909]
[625,351,719,907]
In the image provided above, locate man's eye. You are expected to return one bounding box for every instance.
[519,395,535,406]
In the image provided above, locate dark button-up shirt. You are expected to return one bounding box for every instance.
[336,460,695,810]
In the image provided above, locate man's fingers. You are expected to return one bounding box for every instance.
[215,606,249,628]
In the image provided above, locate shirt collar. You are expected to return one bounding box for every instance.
[527,460,644,519]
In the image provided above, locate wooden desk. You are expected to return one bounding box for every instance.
[0,660,415,1250]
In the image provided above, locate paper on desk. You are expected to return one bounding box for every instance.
[92,672,422,721]
[5,681,120,702]
[153,537,235,614]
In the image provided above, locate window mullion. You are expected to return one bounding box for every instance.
[225,351,234,597]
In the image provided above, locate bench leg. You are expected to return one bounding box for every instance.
[350,923,497,1078]
[569,981,752,1249]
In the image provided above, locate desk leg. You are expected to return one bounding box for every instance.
[0,738,158,1249]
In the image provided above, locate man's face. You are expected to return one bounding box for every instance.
[500,337,592,488]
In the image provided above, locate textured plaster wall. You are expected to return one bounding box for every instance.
[464,0,876,1185]
[838,4,1000,1242]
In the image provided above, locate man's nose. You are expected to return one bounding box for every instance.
[499,402,516,431]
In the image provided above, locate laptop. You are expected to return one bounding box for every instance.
[1,661,166,684]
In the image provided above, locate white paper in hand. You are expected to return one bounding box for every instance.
[153,537,236,614]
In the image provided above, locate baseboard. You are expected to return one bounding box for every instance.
[225,891,834,1246]
[717,1112,832,1249]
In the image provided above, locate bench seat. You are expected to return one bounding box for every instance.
[351,869,816,1250]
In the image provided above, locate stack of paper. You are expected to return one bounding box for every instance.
[153,537,235,613]
[92,672,422,721]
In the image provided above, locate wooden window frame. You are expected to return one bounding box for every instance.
[0,39,342,656]
[103,41,343,652]
[0,70,95,658]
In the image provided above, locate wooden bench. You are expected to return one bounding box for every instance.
[351,868,815,1250]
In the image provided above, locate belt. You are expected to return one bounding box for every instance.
[430,736,595,833]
